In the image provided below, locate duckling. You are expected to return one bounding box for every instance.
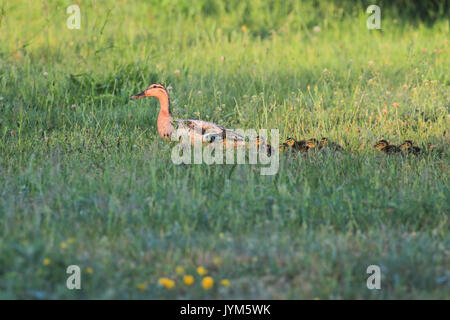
[374,139,400,154]
[280,137,308,153]
[284,137,297,148]
[399,140,421,155]
[319,137,344,151]
[279,137,294,152]
[291,138,308,152]
[305,138,319,151]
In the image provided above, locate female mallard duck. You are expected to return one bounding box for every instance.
[399,140,421,155]
[374,139,400,154]
[131,83,266,149]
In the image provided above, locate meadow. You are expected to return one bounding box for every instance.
[0,0,448,299]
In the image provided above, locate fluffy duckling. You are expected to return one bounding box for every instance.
[305,138,319,151]
[279,137,294,152]
[292,138,308,152]
[319,137,344,151]
[399,140,421,155]
[374,139,400,154]
[284,137,297,148]
[280,137,308,153]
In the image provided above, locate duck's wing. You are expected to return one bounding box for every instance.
[176,119,246,145]
[176,119,223,143]
[177,119,225,134]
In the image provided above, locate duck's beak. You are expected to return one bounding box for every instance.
[130,91,147,99]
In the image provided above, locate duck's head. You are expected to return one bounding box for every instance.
[399,140,413,150]
[131,83,168,100]
[374,139,389,149]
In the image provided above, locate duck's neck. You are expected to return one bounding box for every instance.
[157,93,171,117]
[155,92,174,139]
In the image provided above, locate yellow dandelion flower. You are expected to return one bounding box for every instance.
[213,257,221,265]
[202,276,214,290]
[137,282,147,292]
[197,266,207,276]
[158,277,175,290]
[175,266,184,275]
[183,275,194,286]
[43,258,51,266]
[86,267,94,274]
[241,25,247,32]
[220,279,230,287]
[164,279,175,290]
[60,242,67,249]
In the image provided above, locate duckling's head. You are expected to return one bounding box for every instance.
[285,137,296,147]
[306,138,319,148]
[131,83,168,100]
[399,140,413,150]
[374,139,389,150]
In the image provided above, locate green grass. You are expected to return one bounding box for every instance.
[0,0,449,299]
